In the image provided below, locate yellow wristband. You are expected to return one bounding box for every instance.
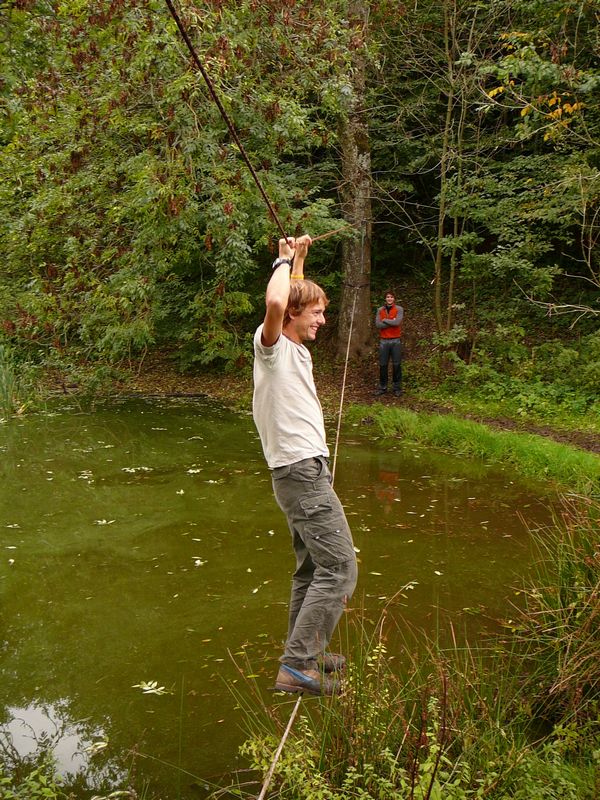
[291,274,304,280]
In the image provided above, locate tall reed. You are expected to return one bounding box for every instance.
[515,496,600,728]
[0,345,35,417]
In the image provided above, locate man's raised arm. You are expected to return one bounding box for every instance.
[262,235,311,346]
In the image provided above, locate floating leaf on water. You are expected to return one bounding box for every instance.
[94,519,116,525]
[85,740,109,755]
[132,680,172,696]
[353,546,361,553]
[194,559,206,567]
[8,559,15,565]
[187,468,202,474]
[369,571,382,576]
[5,524,20,529]
[434,570,443,576]
[176,490,185,495]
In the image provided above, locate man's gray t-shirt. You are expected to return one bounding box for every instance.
[253,324,329,469]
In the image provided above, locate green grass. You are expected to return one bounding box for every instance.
[346,404,600,495]
[420,385,600,436]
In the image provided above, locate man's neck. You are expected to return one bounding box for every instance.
[283,324,302,344]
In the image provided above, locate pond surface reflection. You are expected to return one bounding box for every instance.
[0,398,555,797]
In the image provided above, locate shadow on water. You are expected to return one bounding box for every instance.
[0,398,557,798]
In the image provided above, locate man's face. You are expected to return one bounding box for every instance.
[385,293,395,306]
[291,300,326,343]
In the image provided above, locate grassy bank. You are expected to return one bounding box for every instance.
[346,403,600,495]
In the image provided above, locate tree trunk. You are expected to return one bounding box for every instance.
[337,0,372,359]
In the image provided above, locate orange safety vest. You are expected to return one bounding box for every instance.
[378,306,402,339]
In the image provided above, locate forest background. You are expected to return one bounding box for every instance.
[1,0,599,432]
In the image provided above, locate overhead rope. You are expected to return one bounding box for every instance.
[164,0,289,241]
[163,6,365,796]
[163,0,354,247]
[331,220,365,483]
[256,693,303,800]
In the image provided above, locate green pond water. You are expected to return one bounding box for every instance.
[0,398,556,797]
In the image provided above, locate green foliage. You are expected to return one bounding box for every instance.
[178,288,254,371]
[0,0,346,376]
[432,326,600,425]
[0,760,66,800]
[1,0,599,388]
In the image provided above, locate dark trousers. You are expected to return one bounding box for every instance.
[271,456,358,670]
[379,338,402,389]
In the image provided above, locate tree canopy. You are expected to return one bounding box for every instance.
[1,0,598,380]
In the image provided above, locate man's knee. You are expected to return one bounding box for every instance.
[336,556,358,600]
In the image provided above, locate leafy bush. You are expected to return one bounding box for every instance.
[434,326,600,423]
[0,760,66,800]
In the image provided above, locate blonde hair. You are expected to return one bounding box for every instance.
[284,280,329,326]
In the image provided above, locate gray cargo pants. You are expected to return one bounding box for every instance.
[271,455,358,671]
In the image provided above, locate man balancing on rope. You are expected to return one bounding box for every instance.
[252,235,358,696]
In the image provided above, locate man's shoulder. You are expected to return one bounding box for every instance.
[254,325,290,362]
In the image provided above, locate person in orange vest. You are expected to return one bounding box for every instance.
[375,291,403,396]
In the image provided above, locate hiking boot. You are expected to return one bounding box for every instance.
[393,386,402,397]
[375,387,387,396]
[274,664,341,696]
[320,652,346,673]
